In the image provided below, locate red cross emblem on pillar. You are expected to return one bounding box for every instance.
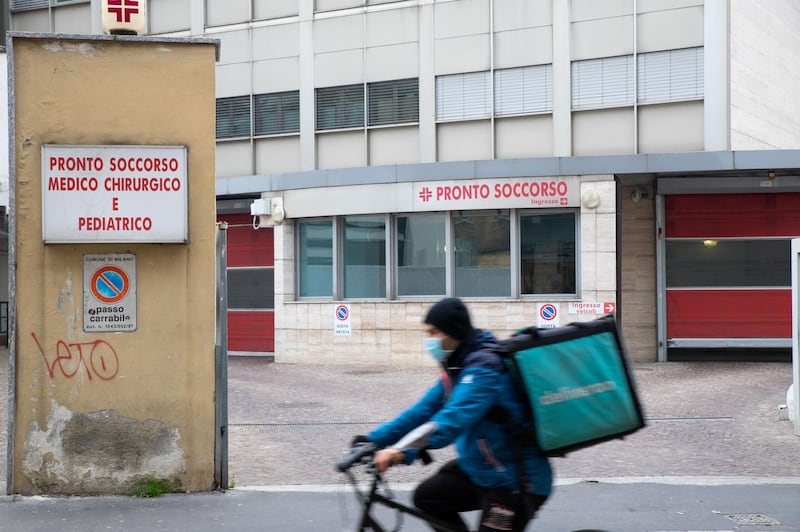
[107,0,140,23]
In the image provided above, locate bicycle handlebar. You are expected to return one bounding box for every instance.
[336,442,378,472]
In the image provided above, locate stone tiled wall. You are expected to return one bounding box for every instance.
[619,184,658,362]
[272,175,631,366]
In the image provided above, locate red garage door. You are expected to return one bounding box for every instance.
[664,193,800,344]
[218,213,274,353]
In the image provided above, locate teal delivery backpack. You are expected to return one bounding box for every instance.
[495,315,645,456]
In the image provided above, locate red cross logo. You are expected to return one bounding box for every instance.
[418,187,432,202]
[107,0,139,23]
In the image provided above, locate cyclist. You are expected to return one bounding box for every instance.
[357,297,552,532]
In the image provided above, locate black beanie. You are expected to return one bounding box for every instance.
[424,298,473,341]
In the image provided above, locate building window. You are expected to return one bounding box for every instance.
[10,0,48,10]
[227,268,275,309]
[368,78,419,126]
[638,47,704,104]
[520,212,577,295]
[666,239,789,288]
[297,210,578,300]
[396,214,446,296]
[495,65,553,116]
[436,71,492,122]
[298,219,334,298]
[254,91,300,136]
[571,55,635,110]
[216,95,251,139]
[454,211,511,297]
[343,215,386,298]
[316,84,364,131]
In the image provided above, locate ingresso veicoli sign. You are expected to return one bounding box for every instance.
[42,144,188,243]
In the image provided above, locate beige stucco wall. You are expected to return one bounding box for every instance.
[10,35,217,495]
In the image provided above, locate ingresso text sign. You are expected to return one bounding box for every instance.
[42,145,188,243]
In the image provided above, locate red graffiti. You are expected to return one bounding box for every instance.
[31,332,120,381]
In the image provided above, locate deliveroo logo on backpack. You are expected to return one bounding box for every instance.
[539,381,617,405]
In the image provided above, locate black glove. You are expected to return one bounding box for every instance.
[351,434,372,447]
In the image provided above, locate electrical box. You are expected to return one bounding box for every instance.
[250,198,271,216]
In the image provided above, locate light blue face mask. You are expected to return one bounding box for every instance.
[423,337,453,363]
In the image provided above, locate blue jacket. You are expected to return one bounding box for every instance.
[368,329,553,496]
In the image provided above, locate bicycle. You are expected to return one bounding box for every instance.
[336,441,465,532]
[337,442,612,532]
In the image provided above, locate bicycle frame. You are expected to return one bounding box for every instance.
[345,469,466,532]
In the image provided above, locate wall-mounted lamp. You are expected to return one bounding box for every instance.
[581,188,601,209]
[631,185,650,203]
[271,197,286,224]
[703,239,718,248]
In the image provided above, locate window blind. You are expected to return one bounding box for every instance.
[316,84,365,131]
[254,91,300,136]
[495,64,552,116]
[10,0,48,10]
[638,47,704,104]
[436,71,491,121]
[368,78,419,127]
[571,55,634,110]
[216,96,251,139]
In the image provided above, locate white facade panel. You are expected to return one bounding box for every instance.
[493,0,551,32]
[206,0,249,27]
[434,34,491,75]
[365,7,419,47]
[215,63,251,98]
[253,58,301,93]
[637,6,704,53]
[53,4,91,34]
[571,16,634,61]
[495,115,554,159]
[10,10,49,32]
[637,0,703,13]
[314,49,365,86]
[216,141,253,178]
[436,121,492,162]
[493,26,553,69]
[216,30,251,65]
[314,14,364,53]
[316,131,367,169]
[252,23,300,61]
[571,0,631,22]
[366,43,418,82]
[254,0,298,21]
[255,137,301,175]
[368,126,419,166]
[434,0,489,39]
[315,0,362,12]
[149,0,190,34]
[638,101,704,153]
[730,0,800,150]
[572,108,635,156]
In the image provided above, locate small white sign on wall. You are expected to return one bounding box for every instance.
[334,304,352,336]
[537,303,560,329]
[83,253,137,332]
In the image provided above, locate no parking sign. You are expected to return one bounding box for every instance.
[83,253,137,332]
[537,303,560,329]
[334,304,352,336]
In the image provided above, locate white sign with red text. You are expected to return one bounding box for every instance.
[412,177,580,211]
[568,302,617,315]
[42,145,187,243]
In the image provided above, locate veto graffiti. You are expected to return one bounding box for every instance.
[31,332,120,381]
